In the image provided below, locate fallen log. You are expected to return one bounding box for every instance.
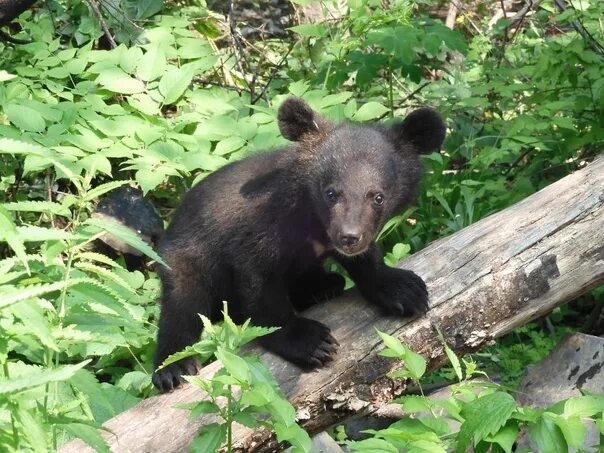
[61,155,604,452]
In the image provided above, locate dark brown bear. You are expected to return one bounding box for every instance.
[152,98,446,392]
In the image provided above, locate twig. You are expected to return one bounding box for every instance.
[250,43,294,105]
[377,82,431,120]
[87,0,117,49]
[507,0,540,45]
[503,147,535,176]
[228,0,261,105]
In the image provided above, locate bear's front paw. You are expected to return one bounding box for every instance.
[260,317,339,369]
[372,268,429,317]
[152,357,199,393]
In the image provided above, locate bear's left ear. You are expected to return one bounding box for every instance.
[278,97,322,142]
[391,107,446,154]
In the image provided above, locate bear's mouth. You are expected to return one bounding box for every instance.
[334,240,370,257]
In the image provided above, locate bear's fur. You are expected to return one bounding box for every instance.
[152,98,446,392]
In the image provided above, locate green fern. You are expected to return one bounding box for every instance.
[75,262,137,294]
[0,279,89,309]
[85,217,168,267]
[2,201,72,217]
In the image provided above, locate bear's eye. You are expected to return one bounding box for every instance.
[325,188,337,202]
[374,193,385,206]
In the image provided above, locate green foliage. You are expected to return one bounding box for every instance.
[475,315,573,387]
[167,307,311,453]
[0,0,602,450]
[347,333,604,452]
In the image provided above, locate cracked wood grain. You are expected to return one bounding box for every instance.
[60,156,604,453]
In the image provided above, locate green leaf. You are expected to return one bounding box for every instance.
[346,437,398,452]
[441,334,463,381]
[0,361,90,395]
[0,70,16,81]
[191,423,227,453]
[353,102,389,121]
[84,217,168,267]
[320,92,354,109]
[215,347,250,383]
[456,392,517,453]
[136,44,166,81]
[395,395,432,413]
[4,104,46,132]
[595,416,604,435]
[158,65,195,105]
[0,137,48,155]
[551,414,587,448]
[0,207,29,274]
[483,421,518,453]
[62,423,110,453]
[83,180,131,201]
[75,262,136,294]
[232,410,260,429]
[2,201,71,217]
[273,422,312,452]
[16,225,78,242]
[97,69,146,94]
[268,398,298,428]
[176,401,220,419]
[403,347,427,380]
[240,384,275,407]
[528,413,568,453]
[214,136,246,156]
[563,395,604,418]
[16,406,49,453]
[377,329,406,357]
[289,24,328,37]
[407,440,446,453]
[135,169,167,194]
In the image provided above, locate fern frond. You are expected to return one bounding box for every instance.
[75,262,136,294]
[84,217,167,267]
[2,201,72,217]
[0,279,88,309]
[74,251,123,268]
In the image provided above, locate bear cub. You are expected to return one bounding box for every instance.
[152,98,446,392]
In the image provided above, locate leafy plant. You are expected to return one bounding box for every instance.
[0,0,602,450]
[346,332,604,452]
[160,306,311,452]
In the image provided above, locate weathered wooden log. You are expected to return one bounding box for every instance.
[61,155,604,452]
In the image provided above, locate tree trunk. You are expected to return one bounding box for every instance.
[60,156,604,452]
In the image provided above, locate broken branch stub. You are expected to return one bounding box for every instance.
[60,156,604,452]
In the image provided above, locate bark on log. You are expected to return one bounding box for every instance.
[61,156,604,452]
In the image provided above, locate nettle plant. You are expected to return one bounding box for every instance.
[0,138,165,450]
[346,332,604,453]
[160,307,311,452]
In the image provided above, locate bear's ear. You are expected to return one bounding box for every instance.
[278,97,321,142]
[391,107,446,154]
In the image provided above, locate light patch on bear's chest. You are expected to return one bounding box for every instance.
[308,239,328,257]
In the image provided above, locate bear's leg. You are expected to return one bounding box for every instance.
[289,265,345,311]
[238,271,339,369]
[339,244,429,317]
[152,278,212,392]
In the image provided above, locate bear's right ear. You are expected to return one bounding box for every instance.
[391,107,446,154]
[278,98,321,142]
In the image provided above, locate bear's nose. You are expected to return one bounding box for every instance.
[340,234,360,247]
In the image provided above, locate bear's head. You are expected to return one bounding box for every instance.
[278,97,446,257]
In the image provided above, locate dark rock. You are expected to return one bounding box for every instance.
[517,333,604,452]
[93,186,163,269]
